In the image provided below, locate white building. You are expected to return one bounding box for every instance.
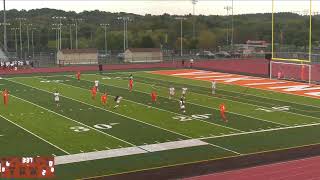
[124,48,163,63]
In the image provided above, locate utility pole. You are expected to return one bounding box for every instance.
[26,24,32,53]
[175,17,187,57]
[231,0,234,49]
[52,27,59,51]
[224,6,232,46]
[118,17,130,52]
[191,0,198,40]
[11,28,19,55]
[68,24,75,49]
[31,27,36,58]
[72,18,83,49]
[16,18,26,59]
[3,0,7,52]
[52,16,66,50]
[100,23,110,53]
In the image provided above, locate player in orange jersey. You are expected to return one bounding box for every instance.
[151,90,157,103]
[219,103,227,122]
[91,86,97,100]
[76,71,81,81]
[101,92,108,106]
[2,89,9,106]
[129,79,133,92]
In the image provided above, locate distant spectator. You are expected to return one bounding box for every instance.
[190,59,194,68]
[182,60,185,67]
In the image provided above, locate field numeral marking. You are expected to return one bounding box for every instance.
[173,114,212,122]
[256,106,290,112]
[70,123,118,133]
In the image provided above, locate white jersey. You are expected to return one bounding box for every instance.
[179,99,185,109]
[182,88,188,95]
[54,93,60,101]
[169,87,175,95]
[94,80,99,87]
[212,81,216,89]
[116,96,122,103]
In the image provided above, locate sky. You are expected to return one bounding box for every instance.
[3,0,320,16]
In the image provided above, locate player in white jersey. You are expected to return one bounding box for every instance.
[211,80,216,95]
[94,80,99,91]
[53,91,60,107]
[179,97,186,113]
[181,88,188,97]
[114,96,123,109]
[169,87,175,99]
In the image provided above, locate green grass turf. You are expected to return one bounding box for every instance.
[0,116,65,157]
[1,69,320,179]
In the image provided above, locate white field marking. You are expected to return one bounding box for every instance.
[199,121,320,140]
[104,80,287,128]
[138,74,320,109]
[17,76,240,155]
[245,81,288,86]
[55,139,232,165]
[0,135,3,137]
[194,75,234,79]
[7,88,136,148]
[207,143,241,155]
[22,77,191,140]
[133,76,320,125]
[79,77,243,133]
[0,114,70,154]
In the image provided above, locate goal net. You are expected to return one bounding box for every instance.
[270,61,311,84]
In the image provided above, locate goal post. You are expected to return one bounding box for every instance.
[270,61,312,84]
[271,0,312,63]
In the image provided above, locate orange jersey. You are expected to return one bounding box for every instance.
[151,91,157,98]
[91,87,97,95]
[76,72,81,79]
[101,94,107,102]
[219,104,226,113]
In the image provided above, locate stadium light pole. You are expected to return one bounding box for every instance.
[52,27,60,51]
[3,0,7,52]
[31,27,36,58]
[26,24,32,53]
[72,18,83,49]
[68,24,75,49]
[118,17,130,52]
[231,0,234,49]
[191,0,198,40]
[100,23,109,53]
[175,17,186,57]
[52,16,66,50]
[16,18,26,58]
[11,27,19,55]
[224,6,232,46]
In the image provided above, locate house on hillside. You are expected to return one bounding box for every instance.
[124,48,163,63]
[57,48,98,65]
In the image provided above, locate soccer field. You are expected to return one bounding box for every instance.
[1,69,320,179]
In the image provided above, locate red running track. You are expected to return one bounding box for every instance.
[185,156,320,180]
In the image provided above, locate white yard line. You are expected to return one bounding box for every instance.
[78,77,243,133]
[139,74,320,109]
[116,76,308,127]
[6,80,137,148]
[84,75,287,128]
[199,121,320,140]
[0,114,70,154]
[9,77,241,156]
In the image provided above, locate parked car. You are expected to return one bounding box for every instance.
[117,53,125,60]
[98,53,110,58]
[215,51,231,58]
[196,51,216,59]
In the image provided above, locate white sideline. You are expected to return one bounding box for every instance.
[55,139,208,165]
